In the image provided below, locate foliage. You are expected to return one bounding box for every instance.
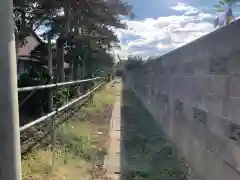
[15,0,133,118]
[124,55,145,71]
[14,0,134,80]
[18,65,51,117]
[18,65,72,117]
[18,65,50,87]
[53,87,71,108]
[215,0,239,12]
[21,82,118,180]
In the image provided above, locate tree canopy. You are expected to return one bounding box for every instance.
[14,0,134,79]
[215,0,240,12]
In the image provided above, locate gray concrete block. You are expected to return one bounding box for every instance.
[182,75,194,102]
[181,132,196,162]
[183,102,193,122]
[188,140,206,178]
[208,75,230,95]
[183,61,194,74]
[170,75,183,98]
[227,121,240,143]
[230,75,240,97]
[193,107,207,125]
[169,64,179,74]
[209,57,228,74]
[173,99,185,122]
[229,97,240,124]
[159,75,170,93]
[204,148,226,180]
[221,162,240,180]
[194,58,210,75]
[222,139,240,173]
[206,94,230,117]
[228,50,240,74]
[204,130,226,155]
[207,114,228,140]
[188,114,207,144]
[193,75,208,106]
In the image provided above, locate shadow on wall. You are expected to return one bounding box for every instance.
[118,79,188,180]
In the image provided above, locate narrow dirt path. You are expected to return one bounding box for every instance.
[104,94,122,179]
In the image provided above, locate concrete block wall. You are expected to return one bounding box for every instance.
[127,20,240,180]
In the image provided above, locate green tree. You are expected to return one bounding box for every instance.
[14,0,134,82]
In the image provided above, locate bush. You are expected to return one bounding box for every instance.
[18,65,51,118]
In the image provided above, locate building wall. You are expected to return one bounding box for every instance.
[126,19,240,180]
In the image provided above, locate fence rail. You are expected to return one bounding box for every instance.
[18,75,107,171]
[20,82,104,132]
[18,77,103,92]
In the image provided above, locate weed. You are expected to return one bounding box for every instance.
[21,82,120,180]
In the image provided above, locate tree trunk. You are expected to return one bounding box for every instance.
[73,59,78,80]
[56,2,71,83]
[73,60,81,96]
[56,37,65,82]
[48,37,53,113]
[68,62,73,81]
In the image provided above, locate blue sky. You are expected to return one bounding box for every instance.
[114,0,240,59]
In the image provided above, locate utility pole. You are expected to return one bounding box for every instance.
[0,0,22,180]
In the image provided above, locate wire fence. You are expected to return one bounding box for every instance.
[19,76,106,169]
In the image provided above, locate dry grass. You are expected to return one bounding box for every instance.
[21,81,121,180]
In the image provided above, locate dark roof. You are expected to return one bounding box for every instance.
[18,31,51,63]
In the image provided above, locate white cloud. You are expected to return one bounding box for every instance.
[113,2,217,60]
[114,13,214,59]
[170,2,199,15]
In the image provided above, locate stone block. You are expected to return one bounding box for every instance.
[188,140,206,178]
[229,97,240,124]
[169,64,179,74]
[204,130,226,155]
[170,75,183,98]
[159,75,170,93]
[204,148,226,180]
[183,102,193,122]
[221,162,240,180]
[182,75,194,102]
[209,57,228,74]
[181,131,196,160]
[207,114,228,141]
[193,107,207,125]
[228,50,240,75]
[188,110,207,144]
[193,75,208,106]
[183,61,194,74]
[230,75,240,97]
[208,75,230,95]
[194,58,210,75]
[173,99,185,121]
[206,94,230,117]
[227,121,240,143]
[222,139,240,173]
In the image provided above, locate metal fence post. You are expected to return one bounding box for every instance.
[0,0,22,179]
[48,37,56,170]
[51,116,57,170]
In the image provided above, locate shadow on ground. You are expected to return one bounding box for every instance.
[119,81,187,180]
